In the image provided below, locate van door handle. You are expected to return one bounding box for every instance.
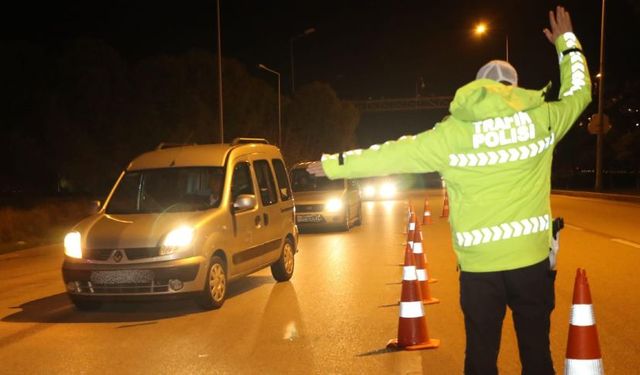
[263,213,269,226]
[254,215,261,226]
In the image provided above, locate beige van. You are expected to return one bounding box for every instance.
[62,138,298,310]
[290,161,362,231]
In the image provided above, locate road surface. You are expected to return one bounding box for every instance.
[1,189,639,374]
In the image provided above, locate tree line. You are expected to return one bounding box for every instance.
[0,38,359,196]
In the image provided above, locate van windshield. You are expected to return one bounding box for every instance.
[106,167,225,214]
[290,168,344,192]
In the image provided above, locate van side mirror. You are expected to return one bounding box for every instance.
[233,194,256,212]
[89,200,101,215]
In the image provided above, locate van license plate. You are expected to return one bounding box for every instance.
[297,214,323,223]
[91,270,154,284]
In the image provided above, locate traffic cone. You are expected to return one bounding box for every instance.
[565,268,604,374]
[406,212,417,249]
[412,221,439,304]
[387,241,440,350]
[440,190,450,218]
[422,197,432,225]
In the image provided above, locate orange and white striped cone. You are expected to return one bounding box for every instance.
[565,268,604,374]
[402,204,414,235]
[422,198,432,225]
[387,242,440,350]
[413,220,438,285]
[412,221,439,304]
[406,212,417,250]
[440,190,450,218]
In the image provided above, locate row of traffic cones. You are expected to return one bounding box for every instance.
[388,205,439,350]
[387,194,604,375]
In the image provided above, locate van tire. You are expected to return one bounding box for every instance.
[69,295,102,311]
[197,255,227,310]
[271,238,295,282]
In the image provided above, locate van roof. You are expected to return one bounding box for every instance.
[127,143,280,170]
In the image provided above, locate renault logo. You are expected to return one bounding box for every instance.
[112,250,124,263]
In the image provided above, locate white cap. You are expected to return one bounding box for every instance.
[476,60,518,86]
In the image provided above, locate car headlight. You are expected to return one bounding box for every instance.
[362,185,376,198]
[379,183,397,198]
[160,226,195,255]
[64,231,83,259]
[325,198,344,212]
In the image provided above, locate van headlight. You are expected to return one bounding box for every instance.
[64,231,83,259]
[362,185,376,199]
[160,226,195,255]
[379,183,397,198]
[325,198,344,212]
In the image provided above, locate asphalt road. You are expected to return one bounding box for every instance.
[1,189,639,374]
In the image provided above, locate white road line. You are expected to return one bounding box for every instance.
[565,224,584,231]
[611,238,640,249]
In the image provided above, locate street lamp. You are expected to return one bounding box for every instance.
[289,27,315,94]
[474,22,509,62]
[216,0,224,143]
[258,64,281,147]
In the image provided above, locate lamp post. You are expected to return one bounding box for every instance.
[258,64,281,147]
[289,27,315,95]
[216,0,224,143]
[474,22,509,62]
[595,0,607,191]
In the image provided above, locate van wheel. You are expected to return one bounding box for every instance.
[271,238,295,282]
[197,255,227,310]
[69,295,102,311]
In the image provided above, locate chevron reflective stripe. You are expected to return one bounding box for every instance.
[416,269,426,281]
[564,359,604,375]
[403,266,418,281]
[412,242,424,254]
[561,33,587,97]
[570,304,596,326]
[456,214,550,247]
[399,301,424,318]
[449,133,555,167]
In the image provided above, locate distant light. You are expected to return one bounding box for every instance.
[596,73,602,79]
[474,23,488,35]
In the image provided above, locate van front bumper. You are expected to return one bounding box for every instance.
[62,256,207,297]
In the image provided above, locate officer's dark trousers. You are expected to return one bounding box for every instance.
[460,258,556,375]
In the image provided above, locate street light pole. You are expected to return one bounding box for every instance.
[216,0,224,143]
[595,0,607,191]
[474,22,509,62]
[289,27,315,95]
[258,64,281,147]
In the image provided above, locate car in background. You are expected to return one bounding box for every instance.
[290,161,361,230]
[358,177,399,201]
[62,138,298,311]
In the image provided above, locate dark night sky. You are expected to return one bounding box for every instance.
[2,1,639,146]
[3,1,638,97]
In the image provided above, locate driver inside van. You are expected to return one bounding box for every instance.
[208,173,223,207]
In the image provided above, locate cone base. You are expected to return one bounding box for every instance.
[428,278,438,284]
[423,297,440,305]
[387,338,440,351]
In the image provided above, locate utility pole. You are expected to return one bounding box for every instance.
[595,0,606,191]
[216,0,224,143]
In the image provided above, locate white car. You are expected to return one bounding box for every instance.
[359,177,398,201]
[290,162,362,231]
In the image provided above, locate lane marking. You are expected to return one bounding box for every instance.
[611,238,640,249]
[560,223,640,249]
